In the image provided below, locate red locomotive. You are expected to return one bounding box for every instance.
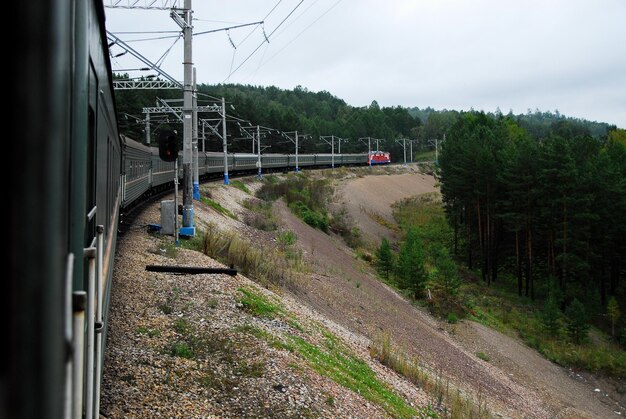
[368,151,391,165]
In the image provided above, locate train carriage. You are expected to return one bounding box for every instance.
[121,136,152,207]
[262,153,289,169]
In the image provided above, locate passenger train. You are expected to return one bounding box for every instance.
[5,1,374,417]
[122,134,369,208]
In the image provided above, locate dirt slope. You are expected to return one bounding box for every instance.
[340,170,437,245]
[279,170,622,418]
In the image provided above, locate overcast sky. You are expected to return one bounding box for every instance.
[106,0,626,128]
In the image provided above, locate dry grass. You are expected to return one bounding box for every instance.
[199,222,304,288]
[370,333,492,418]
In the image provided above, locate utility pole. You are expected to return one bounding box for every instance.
[145,113,151,144]
[172,0,194,236]
[395,138,408,166]
[283,131,305,173]
[192,67,199,200]
[410,139,415,163]
[221,97,229,184]
[320,135,336,168]
[338,137,348,154]
[428,136,441,164]
[358,137,372,166]
[201,123,205,152]
[256,125,262,179]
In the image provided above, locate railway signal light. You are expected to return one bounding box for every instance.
[158,130,178,162]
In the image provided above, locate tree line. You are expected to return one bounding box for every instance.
[113,76,614,162]
[438,112,626,321]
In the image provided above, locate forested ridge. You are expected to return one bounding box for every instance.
[438,112,626,343]
[114,78,616,161]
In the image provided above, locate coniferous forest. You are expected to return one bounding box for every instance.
[438,112,626,326]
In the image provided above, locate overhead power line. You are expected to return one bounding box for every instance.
[224,0,305,81]
[260,0,344,70]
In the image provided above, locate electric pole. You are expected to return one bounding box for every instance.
[192,67,199,200]
[358,137,372,166]
[282,131,304,173]
[145,113,150,144]
[174,0,194,235]
[201,123,205,152]
[256,125,262,179]
[222,97,229,184]
[320,135,337,168]
[338,137,348,154]
[395,138,408,166]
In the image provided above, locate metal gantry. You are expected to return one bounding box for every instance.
[282,131,308,173]
[104,0,181,9]
[319,135,346,169]
[395,138,409,166]
[113,80,182,89]
[106,31,182,86]
[358,137,372,166]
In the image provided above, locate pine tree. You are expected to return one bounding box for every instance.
[565,298,589,344]
[607,297,621,338]
[541,294,561,336]
[375,238,394,280]
[396,228,428,298]
[430,244,460,297]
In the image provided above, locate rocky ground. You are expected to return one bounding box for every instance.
[102,164,624,418]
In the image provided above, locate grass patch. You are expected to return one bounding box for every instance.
[231,180,251,194]
[257,174,332,233]
[242,199,278,231]
[238,287,284,318]
[199,223,303,288]
[201,196,237,219]
[476,352,490,362]
[277,230,297,246]
[235,319,419,417]
[465,280,626,378]
[234,323,290,351]
[170,341,193,359]
[288,333,417,418]
[174,318,192,336]
[179,233,204,252]
[158,302,173,315]
[370,333,491,418]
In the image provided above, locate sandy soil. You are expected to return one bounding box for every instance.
[340,170,437,245]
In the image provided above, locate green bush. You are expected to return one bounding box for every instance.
[290,201,329,231]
